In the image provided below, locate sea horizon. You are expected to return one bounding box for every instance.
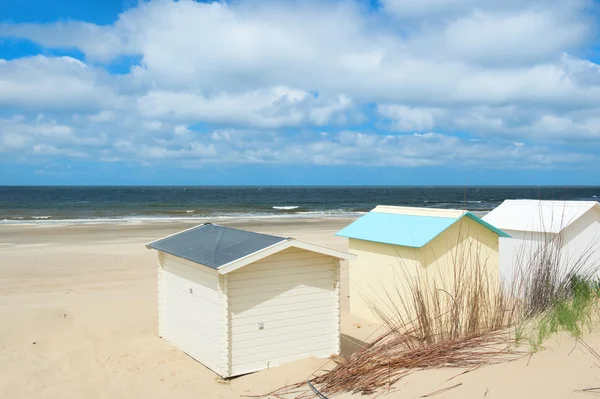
[2,184,600,188]
[1,186,598,225]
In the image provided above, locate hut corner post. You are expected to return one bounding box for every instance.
[157,252,165,338]
[220,274,232,378]
[335,260,342,356]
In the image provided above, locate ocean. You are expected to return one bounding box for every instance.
[1,186,599,224]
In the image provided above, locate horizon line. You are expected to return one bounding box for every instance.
[2,184,600,188]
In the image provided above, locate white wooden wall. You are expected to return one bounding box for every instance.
[563,208,600,276]
[226,248,340,377]
[499,210,600,288]
[498,230,553,288]
[159,253,227,376]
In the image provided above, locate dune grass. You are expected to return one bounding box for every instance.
[365,242,516,348]
[525,276,600,351]
[363,223,600,355]
[507,222,600,351]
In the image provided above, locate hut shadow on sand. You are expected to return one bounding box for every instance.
[340,334,369,358]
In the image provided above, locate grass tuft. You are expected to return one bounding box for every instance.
[529,276,600,348]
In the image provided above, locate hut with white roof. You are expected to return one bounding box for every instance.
[483,200,600,284]
[336,205,509,323]
[146,223,354,378]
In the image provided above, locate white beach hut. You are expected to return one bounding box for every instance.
[483,200,600,283]
[146,223,354,378]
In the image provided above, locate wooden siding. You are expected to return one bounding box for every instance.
[348,217,500,323]
[159,253,227,376]
[499,208,600,286]
[227,248,340,377]
[563,207,600,276]
[157,254,165,337]
[347,239,421,322]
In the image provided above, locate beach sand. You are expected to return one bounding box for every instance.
[1,218,599,399]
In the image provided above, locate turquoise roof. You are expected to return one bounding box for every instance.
[335,211,509,248]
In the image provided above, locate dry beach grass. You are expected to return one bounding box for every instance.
[257,222,600,398]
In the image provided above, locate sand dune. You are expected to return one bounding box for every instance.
[1,219,599,399]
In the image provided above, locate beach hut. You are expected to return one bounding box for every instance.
[146,223,354,378]
[483,200,600,283]
[335,205,509,323]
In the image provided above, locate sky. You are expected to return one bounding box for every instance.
[1,0,600,186]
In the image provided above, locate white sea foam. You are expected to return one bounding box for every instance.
[272,206,300,210]
[0,211,363,225]
[32,216,52,219]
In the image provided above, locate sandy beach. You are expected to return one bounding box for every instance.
[2,218,600,399]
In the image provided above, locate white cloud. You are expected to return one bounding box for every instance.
[0,116,108,156]
[173,125,189,136]
[525,114,600,139]
[309,95,352,125]
[0,56,124,111]
[0,132,31,151]
[1,1,598,110]
[136,87,350,128]
[88,111,117,123]
[377,102,600,141]
[2,114,592,169]
[144,120,164,131]
[0,0,599,172]
[440,11,586,64]
[377,105,440,131]
[115,129,595,168]
[30,144,88,158]
[381,0,589,20]
[381,0,457,18]
[0,22,124,63]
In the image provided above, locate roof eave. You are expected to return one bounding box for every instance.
[464,212,511,238]
[335,235,425,249]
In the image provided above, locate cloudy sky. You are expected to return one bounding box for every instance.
[1,0,600,185]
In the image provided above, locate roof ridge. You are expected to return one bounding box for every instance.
[503,199,598,206]
[371,205,466,218]
[145,223,209,247]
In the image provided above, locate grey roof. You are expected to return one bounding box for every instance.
[146,223,287,269]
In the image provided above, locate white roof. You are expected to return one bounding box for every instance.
[482,200,600,234]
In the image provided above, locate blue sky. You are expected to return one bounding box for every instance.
[1,0,600,185]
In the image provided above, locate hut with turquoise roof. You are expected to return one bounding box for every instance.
[336,205,509,323]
